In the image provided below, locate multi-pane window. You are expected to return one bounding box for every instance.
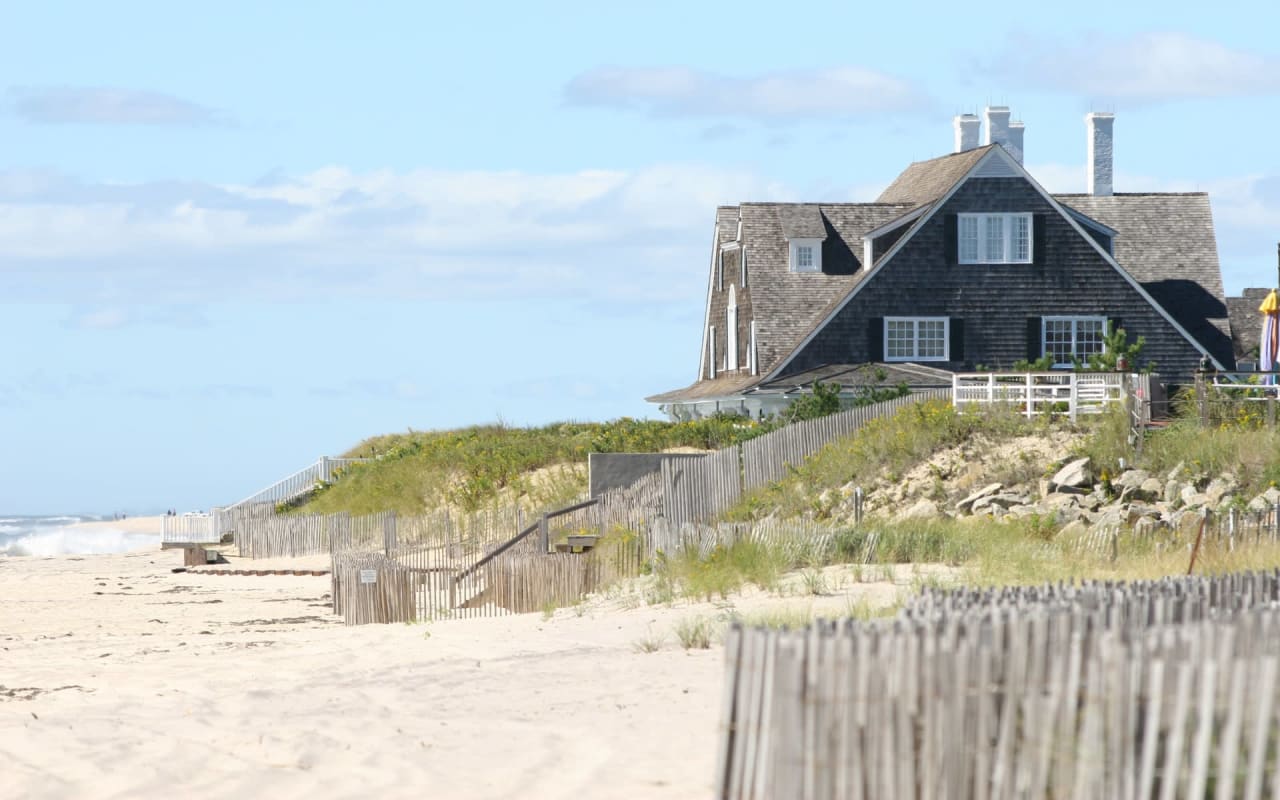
[885,317,949,362]
[789,238,822,272]
[796,246,813,269]
[1043,316,1106,366]
[958,213,1033,264]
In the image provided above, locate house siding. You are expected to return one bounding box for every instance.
[781,177,1206,380]
[706,248,755,375]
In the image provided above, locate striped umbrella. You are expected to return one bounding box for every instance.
[1261,289,1279,384]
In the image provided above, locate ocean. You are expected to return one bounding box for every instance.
[0,514,160,557]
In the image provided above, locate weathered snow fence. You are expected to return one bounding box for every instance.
[718,572,1280,800]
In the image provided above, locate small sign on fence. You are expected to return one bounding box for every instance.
[359,569,377,584]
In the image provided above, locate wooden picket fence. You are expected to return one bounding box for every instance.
[1069,505,1280,559]
[717,571,1280,800]
[662,390,948,527]
[329,494,852,624]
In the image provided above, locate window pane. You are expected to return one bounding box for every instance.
[1044,319,1073,364]
[1077,318,1105,357]
[959,216,979,262]
[1012,215,1030,261]
[797,246,813,269]
[984,216,1004,262]
[918,319,946,358]
[886,319,913,359]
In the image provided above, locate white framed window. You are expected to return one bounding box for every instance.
[958,213,1032,264]
[789,238,823,272]
[884,317,949,362]
[1042,316,1106,367]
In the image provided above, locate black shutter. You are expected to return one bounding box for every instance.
[867,317,884,362]
[949,318,965,363]
[1032,213,1047,266]
[1108,317,1123,340]
[1026,317,1042,361]
[944,214,958,265]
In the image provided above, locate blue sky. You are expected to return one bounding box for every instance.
[4,1,1279,514]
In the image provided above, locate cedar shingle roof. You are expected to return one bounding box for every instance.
[778,204,828,239]
[744,202,917,376]
[715,206,738,245]
[876,146,994,205]
[1056,193,1233,367]
[1225,287,1271,360]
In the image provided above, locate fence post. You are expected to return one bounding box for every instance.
[539,514,549,554]
[1195,371,1209,427]
[383,510,397,555]
[1025,373,1033,418]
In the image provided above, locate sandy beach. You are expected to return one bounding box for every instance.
[2,539,909,799]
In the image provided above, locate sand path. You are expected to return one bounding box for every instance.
[2,546,915,798]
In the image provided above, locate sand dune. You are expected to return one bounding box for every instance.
[2,546,908,798]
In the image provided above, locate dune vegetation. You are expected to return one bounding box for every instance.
[302,389,1280,612]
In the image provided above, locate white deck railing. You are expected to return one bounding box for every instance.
[952,372,1124,420]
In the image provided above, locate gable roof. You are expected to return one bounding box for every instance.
[876,145,994,205]
[763,147,1228,380]
[653,145,1235,405]
[1056,193,1233,366]
[743,202,917,376]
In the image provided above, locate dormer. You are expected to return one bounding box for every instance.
[778,205,826,273]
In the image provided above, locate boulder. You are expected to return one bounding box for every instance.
[1248,487,1280,512]
[1042,493,1081,511]
[896,498,940,521]
[1204,476,1237,506]
[1113,469,1152,490]
[1050,457,1092,492]
[1139,478,1164,502]
[956,483,1003,513]
[1180,485,1210,509]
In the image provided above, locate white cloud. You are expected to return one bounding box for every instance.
[6,86,226,126]
[981,32,1280,104]
[565,66,931,120]
[0,164,794,303]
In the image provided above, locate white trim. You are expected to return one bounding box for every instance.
[697,222,718,381]
[958,212,1032,264]
[717,249,724,291]
[884,316,950,362]
[708,325,716,380]
[1042,315,1107,368]
[740,247,748,287]
[749,319,758,375]
[862,204,929,239]
[862,237,874,269]
[726,286,739,371]
[762,145,1227,380]
[789,238,822,272]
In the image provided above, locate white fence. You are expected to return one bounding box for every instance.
[223,456,370,515]
[952,372,1124,419]
[160,514,216,544]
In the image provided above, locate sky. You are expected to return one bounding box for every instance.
[3,1,1280,514]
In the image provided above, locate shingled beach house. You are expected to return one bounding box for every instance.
[649,107,1236,420]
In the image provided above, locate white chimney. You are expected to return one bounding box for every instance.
[953,113,980,153]
[983,105,1011,149]
[1006,120,1025,165]
[1086,112,1115,197]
